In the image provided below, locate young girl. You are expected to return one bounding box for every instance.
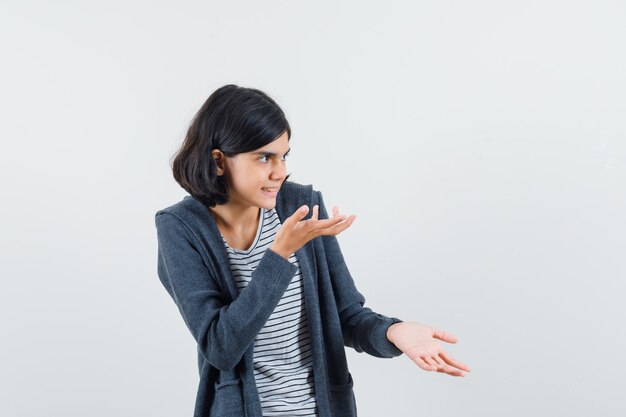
[155,84,470,417]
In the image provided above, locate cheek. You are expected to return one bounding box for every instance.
[230,165,265,188]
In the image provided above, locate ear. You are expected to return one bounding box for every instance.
[211,149,226,176]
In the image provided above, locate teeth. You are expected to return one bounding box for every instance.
[263,187,278,192]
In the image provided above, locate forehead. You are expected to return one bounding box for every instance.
[250,132,290,154]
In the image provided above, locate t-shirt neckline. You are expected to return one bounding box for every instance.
[226,207,265,255]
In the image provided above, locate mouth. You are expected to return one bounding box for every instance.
[261,187,279,195]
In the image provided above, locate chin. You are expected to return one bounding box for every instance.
[258,199,277,210]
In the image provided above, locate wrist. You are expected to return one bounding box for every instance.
[386,322,403,342]
[270,243,291,260]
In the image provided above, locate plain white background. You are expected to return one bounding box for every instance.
[1,1,625,416]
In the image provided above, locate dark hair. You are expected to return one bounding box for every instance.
[171,84,291,207]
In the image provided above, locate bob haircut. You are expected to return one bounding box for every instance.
[172,84,291,208]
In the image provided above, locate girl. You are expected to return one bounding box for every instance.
[155,84,470,417]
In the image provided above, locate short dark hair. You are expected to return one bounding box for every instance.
[171,84,291,208]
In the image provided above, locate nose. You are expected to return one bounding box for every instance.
[269,159,286,181]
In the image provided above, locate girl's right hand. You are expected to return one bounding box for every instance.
[270,204,356,259]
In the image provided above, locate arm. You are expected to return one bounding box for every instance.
[314,191,472,376]
[155,212,297,371]
[314,190,404,358]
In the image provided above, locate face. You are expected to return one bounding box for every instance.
[212,131,290,210]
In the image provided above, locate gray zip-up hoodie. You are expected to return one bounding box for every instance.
[155,181,403,416]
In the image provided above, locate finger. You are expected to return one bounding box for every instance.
[431,355,445,369]
[309,214,349,230]
[320,204,342,222]
[319,214,356,235]
[312,204,319,221]
[421,356,439,371]
[288,205,310,225]
[431,354,466,377]
[439,351,471,372]
[325,204,344,220]
[432,328,458,344]
[413,356,437,372]
[441,366,466,377]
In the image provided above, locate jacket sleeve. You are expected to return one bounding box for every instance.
[155,211,298,371]
[314,190,404,358]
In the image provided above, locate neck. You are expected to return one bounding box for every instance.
[209,201,260,234]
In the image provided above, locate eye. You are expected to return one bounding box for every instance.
[258,152,290,163]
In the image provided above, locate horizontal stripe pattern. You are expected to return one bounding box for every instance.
[222,207,317,416]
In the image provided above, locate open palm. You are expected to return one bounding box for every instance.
[386,321,471,377]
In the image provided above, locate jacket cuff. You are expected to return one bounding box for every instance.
[374,317,404,358]
[258,249,298,289]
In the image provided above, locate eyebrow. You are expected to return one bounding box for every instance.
[251,148,291,157]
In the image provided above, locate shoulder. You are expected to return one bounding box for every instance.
[276,180,323,211]
[275,181,330,222]
[156,195,201,220]
[280,180,328,197]
[279,180,313,195]
[154,195,215,238]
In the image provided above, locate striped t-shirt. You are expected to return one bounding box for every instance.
[221,207,318,416]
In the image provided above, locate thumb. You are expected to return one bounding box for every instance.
[432,328,458,344]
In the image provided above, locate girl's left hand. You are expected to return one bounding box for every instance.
[386,321,471,377]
